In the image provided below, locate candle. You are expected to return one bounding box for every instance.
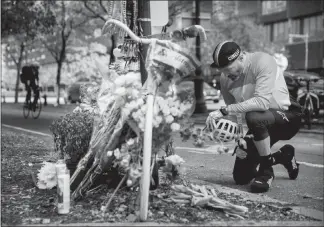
[56,160,70,214]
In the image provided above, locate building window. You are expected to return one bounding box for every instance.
[273,20,288,41]
[290,19,301,34]
[264,24,272,42]
[262,1,286,15]
[303,14,324,37]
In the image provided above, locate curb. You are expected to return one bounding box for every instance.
[10,220,324,226]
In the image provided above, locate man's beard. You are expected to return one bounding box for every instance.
[228,74,240,81]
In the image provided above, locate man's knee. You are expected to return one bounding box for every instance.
[232,156,258,185]
[233,171,255,185]
[245,111,274,141]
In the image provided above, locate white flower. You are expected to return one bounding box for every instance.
[46,181,57,189]
[126,138,135,146]
[107,151,113,157]
[126,179,133,187]
[140,104,147,114]
[158,99,168,111]
[129,167,141,179]
[170,122,181,132]
[131,89,140,98]
[122,108,131,117]
[120,159,129,168]
[165,154,185,166]
[37,181,47,189]
[120,154,131,168]
[36,162,57,189]
[162,107,171,116]
[155,115,163,125]
[114,148,121,159]
[170,107,180,117]
[153,120,160,128]
[173,100,181,108]
[179,103,190,113]
[165,115,174,124]
[114,76,127,86]
[138,122,145,131]
[114,87,127,96]
[167,97,176,107]
[136,99,144,107]
[123,72,141,85]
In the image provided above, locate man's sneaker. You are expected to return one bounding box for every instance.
[250,166,274,193]
[279,144,299,180]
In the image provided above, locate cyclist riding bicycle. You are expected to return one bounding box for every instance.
[20,64,40,110]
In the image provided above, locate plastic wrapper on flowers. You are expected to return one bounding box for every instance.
[70,70,141,199]
[71,35,201,200]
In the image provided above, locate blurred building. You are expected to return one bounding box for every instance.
[258,0,324,76]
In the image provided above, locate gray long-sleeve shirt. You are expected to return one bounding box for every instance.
[220,52,291,113]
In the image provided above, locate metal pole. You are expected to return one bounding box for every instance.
[138,0,151,85]
[305,34,308,72]
[193,0,207,113]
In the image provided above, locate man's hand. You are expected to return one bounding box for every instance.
[235,147,247,159]
[234,137,250,159]
[205,110,224,132]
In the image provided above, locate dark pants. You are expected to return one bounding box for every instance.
[233,107,303,185]
[24,81,39,106]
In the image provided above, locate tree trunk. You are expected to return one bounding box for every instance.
[14,43,25,104]
[56,62,62,105]
[14,70,20,104]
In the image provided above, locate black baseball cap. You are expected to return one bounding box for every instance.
[210,41,241,68]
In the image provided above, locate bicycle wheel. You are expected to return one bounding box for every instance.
[31,98,42,119]
[23,102,30,119]
[304,99,313,130]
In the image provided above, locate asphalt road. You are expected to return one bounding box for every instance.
[1,102,323,212]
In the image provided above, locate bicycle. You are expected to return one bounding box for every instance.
[297,77,320,129]
[23,89,42,119]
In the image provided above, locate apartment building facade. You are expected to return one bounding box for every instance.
[259,0,324,76]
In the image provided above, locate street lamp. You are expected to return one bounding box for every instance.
[288,33,309,71]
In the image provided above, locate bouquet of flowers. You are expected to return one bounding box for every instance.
[36,162,57,189]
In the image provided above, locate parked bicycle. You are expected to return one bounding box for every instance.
[23,87,42,119]
[297,77,320,129]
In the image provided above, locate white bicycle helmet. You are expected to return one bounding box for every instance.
[210,118,239,143]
